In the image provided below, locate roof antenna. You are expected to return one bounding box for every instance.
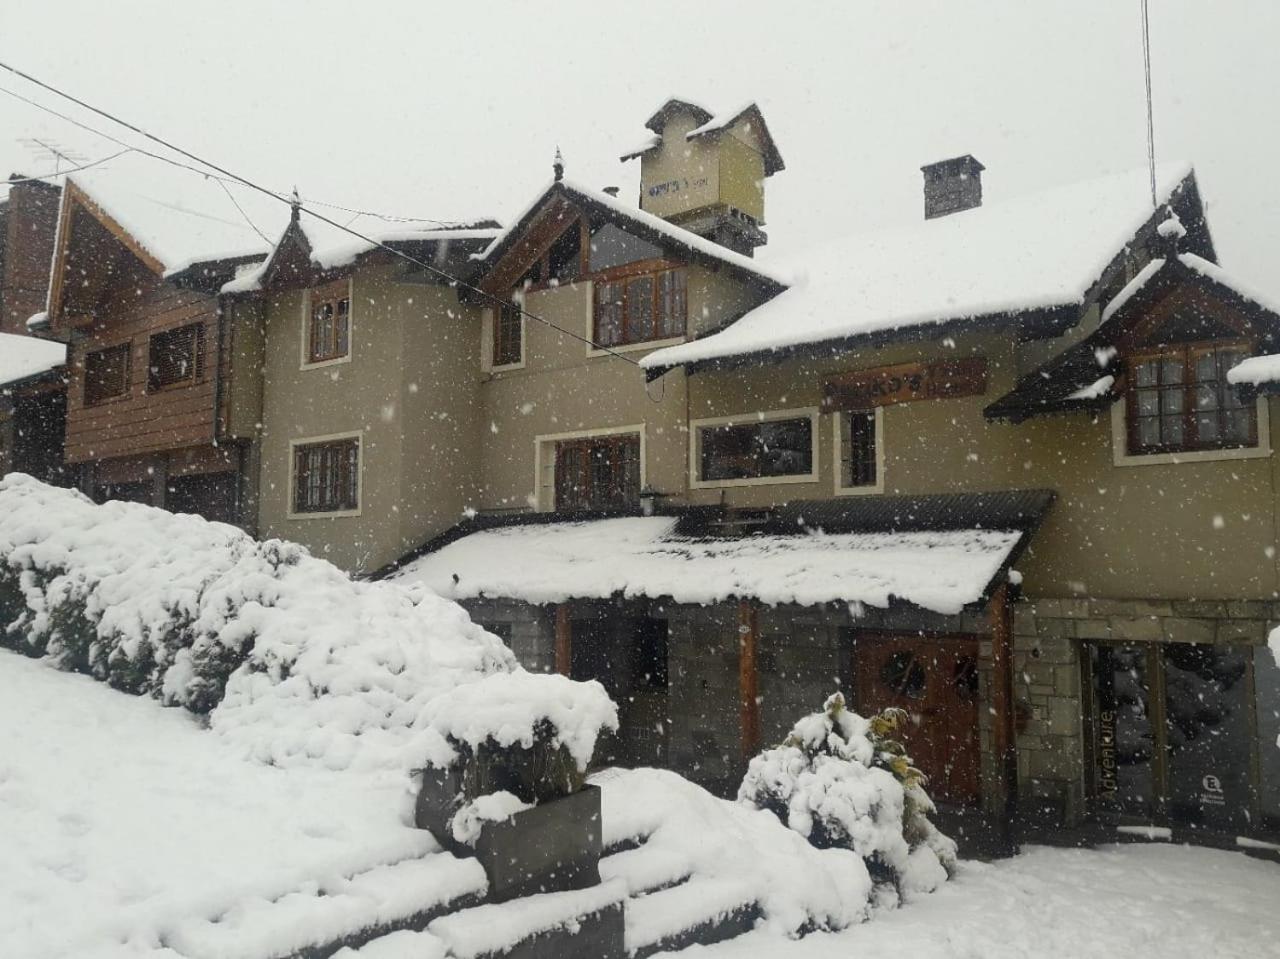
[553,147,565,183]
[1140,0,1158,210]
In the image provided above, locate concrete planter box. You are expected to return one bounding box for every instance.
[475,784,603,902]
[415,769,603,902]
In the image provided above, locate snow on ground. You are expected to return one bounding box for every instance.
[0,650,430,959]
[661,843,1280,959]
[642,163,1192,369]
[395,516,1021,615]
[0,331,65,386]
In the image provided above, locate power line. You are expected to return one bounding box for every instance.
[0,60,642,366]
[1140,0,1157,210]
[5,148,132,184]
[2,83,493,237]
[214,176,271,245]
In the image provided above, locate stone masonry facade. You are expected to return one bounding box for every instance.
[1010,595,1278,829]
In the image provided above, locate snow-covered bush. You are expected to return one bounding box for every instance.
[0,474,518,774]
[739,692,957,904]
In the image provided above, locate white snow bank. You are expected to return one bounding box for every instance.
[395,517,1021,615]
[1228,354,1280,387]
[643,163,1192,369]
[0,474,517,775]
[675,844,1280,958]
[0,651,436,959]
[0,332,66,387]
[423,671,619,772]
[594,767,872,938]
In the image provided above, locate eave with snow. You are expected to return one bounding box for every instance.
[987,243,1280,422]
[640,164,1211,379]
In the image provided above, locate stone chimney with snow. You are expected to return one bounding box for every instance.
[921,155,985,220]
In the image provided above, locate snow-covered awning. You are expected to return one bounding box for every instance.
[395,493,1053,614]
[1228,354,1280,392]
[0,333,66,389]
[642,163,1199,374]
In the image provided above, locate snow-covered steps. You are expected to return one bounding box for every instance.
[599,842,692,895]
[345,879,627,959]
[623,876,759,958]
[165,852,488,959]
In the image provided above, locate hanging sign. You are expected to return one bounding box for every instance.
[821,357,988,413]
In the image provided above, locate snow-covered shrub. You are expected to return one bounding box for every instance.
[423,671,619,804]
[739,692,956,904]
[0,474,518,774]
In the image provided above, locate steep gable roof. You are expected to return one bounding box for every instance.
[985,253,1280,422]
[623,99,784,175]
[473,178,789,296]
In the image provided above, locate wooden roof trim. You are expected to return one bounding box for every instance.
[48,181,164,323]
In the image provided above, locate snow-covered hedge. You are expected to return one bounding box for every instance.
[739,692,957,905]
[0,474,523,774]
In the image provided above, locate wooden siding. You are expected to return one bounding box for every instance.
[64,280,220,464]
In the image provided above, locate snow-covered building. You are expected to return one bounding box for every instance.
[386,101,1280,849]
[3,97,1279,852]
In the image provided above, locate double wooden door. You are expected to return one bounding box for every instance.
[856,636,981,804]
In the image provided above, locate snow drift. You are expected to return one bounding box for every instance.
[0,474,533,774]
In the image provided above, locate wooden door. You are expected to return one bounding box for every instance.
[856,637,981,805]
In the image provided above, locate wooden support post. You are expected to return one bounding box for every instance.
[554,603,572,677]
[989,583,1017,818]
[738,598,761,760]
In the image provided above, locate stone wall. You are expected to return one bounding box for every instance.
[462,598,557,673]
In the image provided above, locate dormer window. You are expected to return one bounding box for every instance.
[306,279,351,366]
[1127,342,1254,454]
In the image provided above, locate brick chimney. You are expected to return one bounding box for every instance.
[1,176,62,336]
[921,155,984,220]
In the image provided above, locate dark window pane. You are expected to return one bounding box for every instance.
[626,275,655,343]
[700,417,813,481]
[843,411,877,487]
[148,324,203,391]
[554,435,640,511]
[84,344,130,406]
[1163,643,1251,832]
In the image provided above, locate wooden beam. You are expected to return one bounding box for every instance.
[554,603,572,677]
[989,583,1017,815]
[738,598,761,760]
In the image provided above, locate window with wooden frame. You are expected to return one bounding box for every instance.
[492,301,523,368]
[594,266,686,348]
[147,323,205,391]
[307,280,351,365]
[1126,341,1254,454]
[83,343,130,406]
[292,437,360,514]
[554,433,641,511]
[840,410,878,488]
[698,415,814,483]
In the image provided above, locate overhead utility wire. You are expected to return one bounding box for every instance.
[4,148,133,184]
[0,61,642,366]
[0,83,501,235]
[1140,0,1157,210]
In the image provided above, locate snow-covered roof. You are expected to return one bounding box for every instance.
[0,332,66,387]
[61,152,277,275]
[475,178,789,287]
[221,220,502,294]
[394,516,1023,615]
[643,163,1196,371]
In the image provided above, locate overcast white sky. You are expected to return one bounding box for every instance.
[2,1,1278,294]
